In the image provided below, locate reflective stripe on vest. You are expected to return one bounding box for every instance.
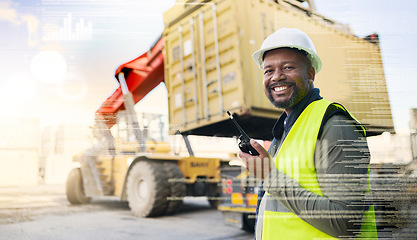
[262,99,377,240]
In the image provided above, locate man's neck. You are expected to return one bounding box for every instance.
[284,89,316,115]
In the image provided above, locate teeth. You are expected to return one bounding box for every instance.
[274,86,287,92]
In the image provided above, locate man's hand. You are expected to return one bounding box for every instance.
[238,139,275,180]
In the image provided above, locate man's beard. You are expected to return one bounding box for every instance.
[265,88,301,110]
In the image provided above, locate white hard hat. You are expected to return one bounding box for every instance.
[252,28,322,73]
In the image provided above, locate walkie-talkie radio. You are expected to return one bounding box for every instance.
[227,111,259,156]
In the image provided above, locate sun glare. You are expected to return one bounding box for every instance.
[30,50,67,83]
[6,72,38,102]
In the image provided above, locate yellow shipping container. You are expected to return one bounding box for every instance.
[163,0,394,140]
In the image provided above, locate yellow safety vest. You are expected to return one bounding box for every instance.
[262,99,377,239]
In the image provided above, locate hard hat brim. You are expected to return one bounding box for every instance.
[252,45,322,73]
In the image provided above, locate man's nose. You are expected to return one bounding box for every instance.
[271,69,285,81]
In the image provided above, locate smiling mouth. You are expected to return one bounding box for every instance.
[272,85,292,94]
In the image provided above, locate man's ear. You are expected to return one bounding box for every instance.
[307,66,315,83]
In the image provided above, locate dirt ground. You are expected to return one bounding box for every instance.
[0,184,90,225]
[0,184,253,240]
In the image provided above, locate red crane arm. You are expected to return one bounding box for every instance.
[96,36,165,128]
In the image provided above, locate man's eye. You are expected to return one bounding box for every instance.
[264,70,272,75]
[284,66,294,70]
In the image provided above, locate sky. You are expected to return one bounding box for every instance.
[0,0,416,134]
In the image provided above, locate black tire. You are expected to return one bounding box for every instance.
[208,183,221,208]
[66,168,92,204]
[127,161,170,217]
[242,213,256,233]
[163,162,186,215]
[208,198,219,208]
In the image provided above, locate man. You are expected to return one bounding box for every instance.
[239,28,378,239]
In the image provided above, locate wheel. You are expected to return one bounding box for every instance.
[208,198,219,208]
[242,213,256,233]
[208,183,221,208]
[126,161,170,217]
[66,168,91,204]
[163,162,186,215]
